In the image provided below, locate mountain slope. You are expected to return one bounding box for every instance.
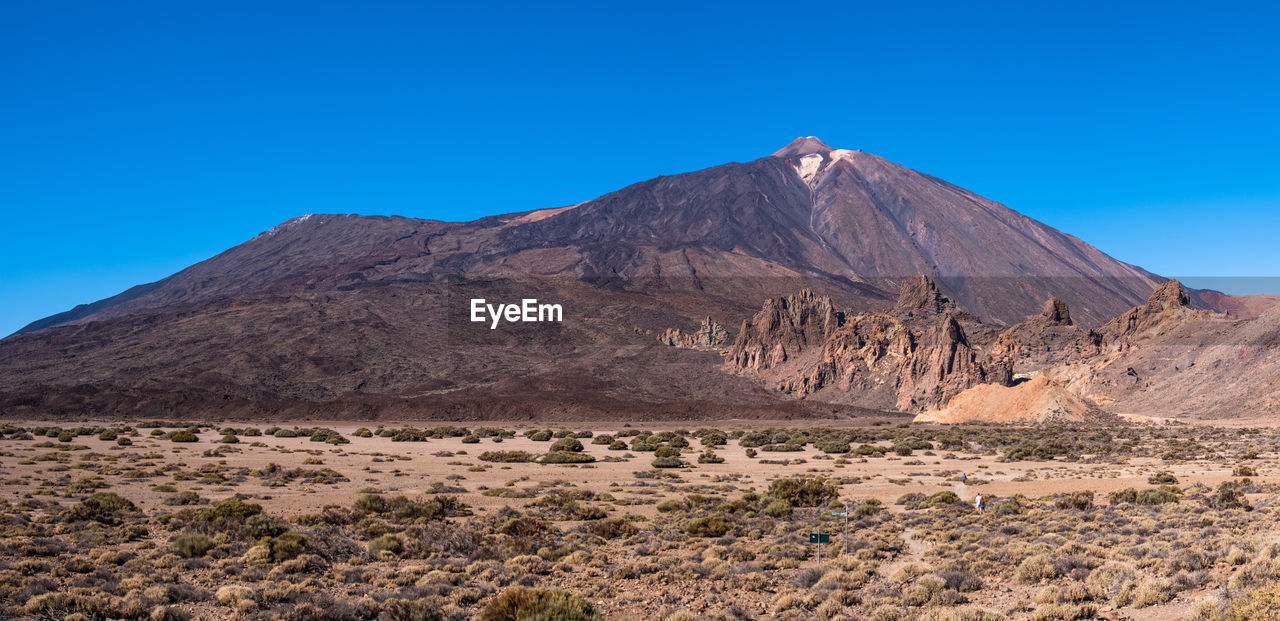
[1,138,1269,418]
[905,281,1280,422]
[775,138,1165,326]
[14,137,1173,337]
[1044,282,1280,419]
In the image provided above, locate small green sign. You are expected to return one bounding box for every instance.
[830,511,847,517]
[809,533,830,544]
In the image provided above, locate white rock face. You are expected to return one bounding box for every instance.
[794,153,825,185]
[257,213,316,239]
[828,149,862,163]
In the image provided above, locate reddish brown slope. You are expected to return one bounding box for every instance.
[1,138,1263,419]
[1045,282,1280,419]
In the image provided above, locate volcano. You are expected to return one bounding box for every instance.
[0,138,1266,419]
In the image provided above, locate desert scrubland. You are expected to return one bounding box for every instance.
[3,420,1280,621]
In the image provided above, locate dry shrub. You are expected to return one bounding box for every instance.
[214,585,254,606]
[903,574,945,606]
[476,587,600,621]
[1086,561,1138,606]
[584,517,637,540]
[1059,582,1092,603]
[930,608,1004,621]
[1016,554,1057,584]
[892,562,932,583]
[1226,582,1280,620]
[381,598,445,621]
[790,566,827,588]
[1053,491,1094,510]
[766,477,838,508]
[1185,594,1229,621]
[869,603,908,621]
[504,554,550,576]
[937,570,983,593]
[925,491,961,508]
[1034,586,1061,605]
[1130,575,1172,608]
[402,521,484,559]
[685,514,734,537]
[479,451,533,463]
[814,596,845,620]
[63,492,141,525]
[1028,603,1095,620]
[765,499,793,517]
[368,534,403,556]
[770,592,803,613]
[816,569,873,591]
[172,534,215,559]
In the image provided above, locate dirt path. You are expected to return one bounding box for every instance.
[881,527,930,579]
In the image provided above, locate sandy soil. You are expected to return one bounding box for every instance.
[3,418,1274,620]
[4,420,1268,520]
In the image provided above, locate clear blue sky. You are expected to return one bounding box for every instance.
[3,1,1279,336]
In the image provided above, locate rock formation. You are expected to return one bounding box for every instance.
[893,314,1013,411]
[989,297,1091,372]
[726,290,843,371]
[718,267,1279,423]
[727,275,1013,412]
[657,317,731,350]
[894,274,955,317]
[1041,298,1073,325]
[1095,280,1199,350]
[1031,279,1275,419]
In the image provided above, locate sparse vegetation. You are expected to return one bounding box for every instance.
[3,421,1279,619]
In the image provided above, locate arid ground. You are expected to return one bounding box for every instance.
[3,419,1280,620]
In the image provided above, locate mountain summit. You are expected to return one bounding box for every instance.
[0,140,1265,418]
[772,135,835,157]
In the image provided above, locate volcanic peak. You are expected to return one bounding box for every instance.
[772,136,835,158]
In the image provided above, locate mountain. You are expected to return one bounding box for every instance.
[485,136,1176,327]
[0,138,1271,419]
[1041,281,1280,419]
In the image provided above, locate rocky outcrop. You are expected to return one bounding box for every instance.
[726,290,843,371]
[1096,280,1199,350]
[774,312,915,400]
[1028,280,1272,419]
[893,314,1013,411]
[1041,298,1073,326]
[989,298,1090,372]
[894,274,955,318]
[727,276,1280,421]
[728,276,1013,412]
[1188,289,1280,320]
[1148,279,1192,310]
[658,317,731,350]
